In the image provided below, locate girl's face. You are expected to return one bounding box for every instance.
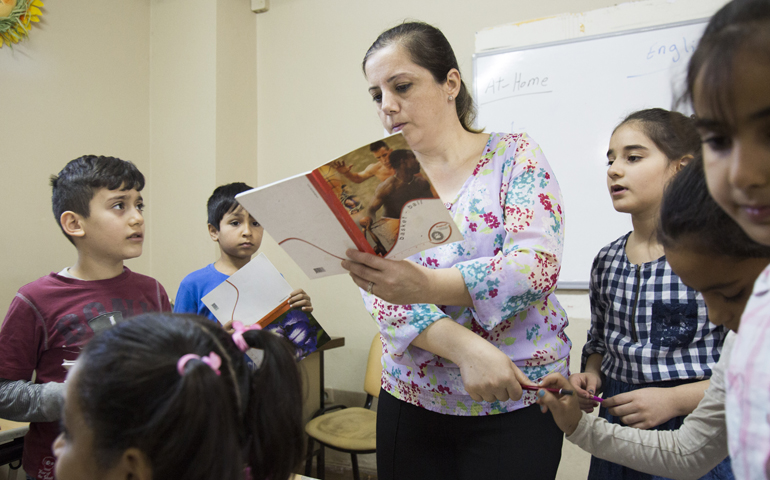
[698,55,770,245]
[606,123,678,216]
[665,240,769,332]
[364,44,456,153]
[53,363,124,480]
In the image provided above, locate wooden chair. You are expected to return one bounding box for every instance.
[304,333,381,480]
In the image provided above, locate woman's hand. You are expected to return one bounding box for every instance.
[342,249,474,307]
[569,372,602,412]
[288,289,313,312]
[536,373,583,436]
[455,339,534,403]
[342,249,431,305]
[602,387,678,430]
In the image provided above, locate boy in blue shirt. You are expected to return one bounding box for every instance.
[174,182,312,323]
[0,155,171,480]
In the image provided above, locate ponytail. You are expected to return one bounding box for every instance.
[242,329,304,480]
[455,81,479,133]
[75,313,304,480]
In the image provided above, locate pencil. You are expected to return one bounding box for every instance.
[522,385,573,396]
[522,385,604,402]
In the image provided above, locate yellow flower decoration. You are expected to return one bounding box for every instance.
[0,0,43,49]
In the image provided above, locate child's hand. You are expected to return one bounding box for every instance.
[288,289,313,312]
[569,372,602,413]
[536,373,583,436]
[221,320,236,334]
[602,387,676,430]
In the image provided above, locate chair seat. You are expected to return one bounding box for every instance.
[305,407,376,451]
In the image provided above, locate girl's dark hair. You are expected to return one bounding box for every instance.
[684,0,770,123]
[614,108,701,162]
[659,154,770,258]
[75,313,303,480]
[363,21,482,133]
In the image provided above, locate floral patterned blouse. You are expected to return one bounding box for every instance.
[361,132,572,416]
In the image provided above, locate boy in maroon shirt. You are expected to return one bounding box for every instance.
[0,155,171,480]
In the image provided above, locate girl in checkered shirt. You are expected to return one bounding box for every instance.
[571,108,732,480]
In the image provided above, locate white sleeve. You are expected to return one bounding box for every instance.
[567,332,734,479]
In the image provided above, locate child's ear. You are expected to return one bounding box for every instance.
[60,212,85,239]
[208,223,220,243]
[117,447,152,480]
[675,154,694,172]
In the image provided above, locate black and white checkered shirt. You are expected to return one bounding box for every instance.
[582,233,728,384]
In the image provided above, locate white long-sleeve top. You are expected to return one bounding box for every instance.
[567,331,734,480]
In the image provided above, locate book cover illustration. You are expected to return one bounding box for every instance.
[201,253,331,360]
[236,133,463,278]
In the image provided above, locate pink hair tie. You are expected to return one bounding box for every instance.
[177,352,222,376]
[231,321,262,353]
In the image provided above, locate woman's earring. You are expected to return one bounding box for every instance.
[448,95,454,101]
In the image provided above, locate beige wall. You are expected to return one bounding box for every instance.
[149,0,258,294]
[2,1,152,309]
[1,0,257,314]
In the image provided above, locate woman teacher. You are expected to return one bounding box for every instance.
[342,22,570,480]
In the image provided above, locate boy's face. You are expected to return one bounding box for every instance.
[77,187,144,262]
[210,205,263,260]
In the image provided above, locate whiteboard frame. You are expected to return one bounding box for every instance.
[472,17,708,66]
[472,18,708,290]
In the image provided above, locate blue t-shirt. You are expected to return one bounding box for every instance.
[174,263,228,322]
[174,263,257,371]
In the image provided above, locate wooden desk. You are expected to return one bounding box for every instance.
[299,336,345,425]
[0,419,28,480]
[0,420,28,445]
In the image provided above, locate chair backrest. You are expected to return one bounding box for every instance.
[363,332,382,398]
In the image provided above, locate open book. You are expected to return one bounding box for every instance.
[201,253,331,360]
[236,133,462,278]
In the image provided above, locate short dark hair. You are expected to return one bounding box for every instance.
[388,149,416,170]
[50,155,145,244]
[684,0,770,125]
[363,21,482,134]
[369,140,390,152]
[614,108,701,162]
[207,182,254,230]
[659,155,770,258]
[76,313,304,480]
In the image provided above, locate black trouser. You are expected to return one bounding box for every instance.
[377,389,563,480]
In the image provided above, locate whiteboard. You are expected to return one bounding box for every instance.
[474,19,707,289]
